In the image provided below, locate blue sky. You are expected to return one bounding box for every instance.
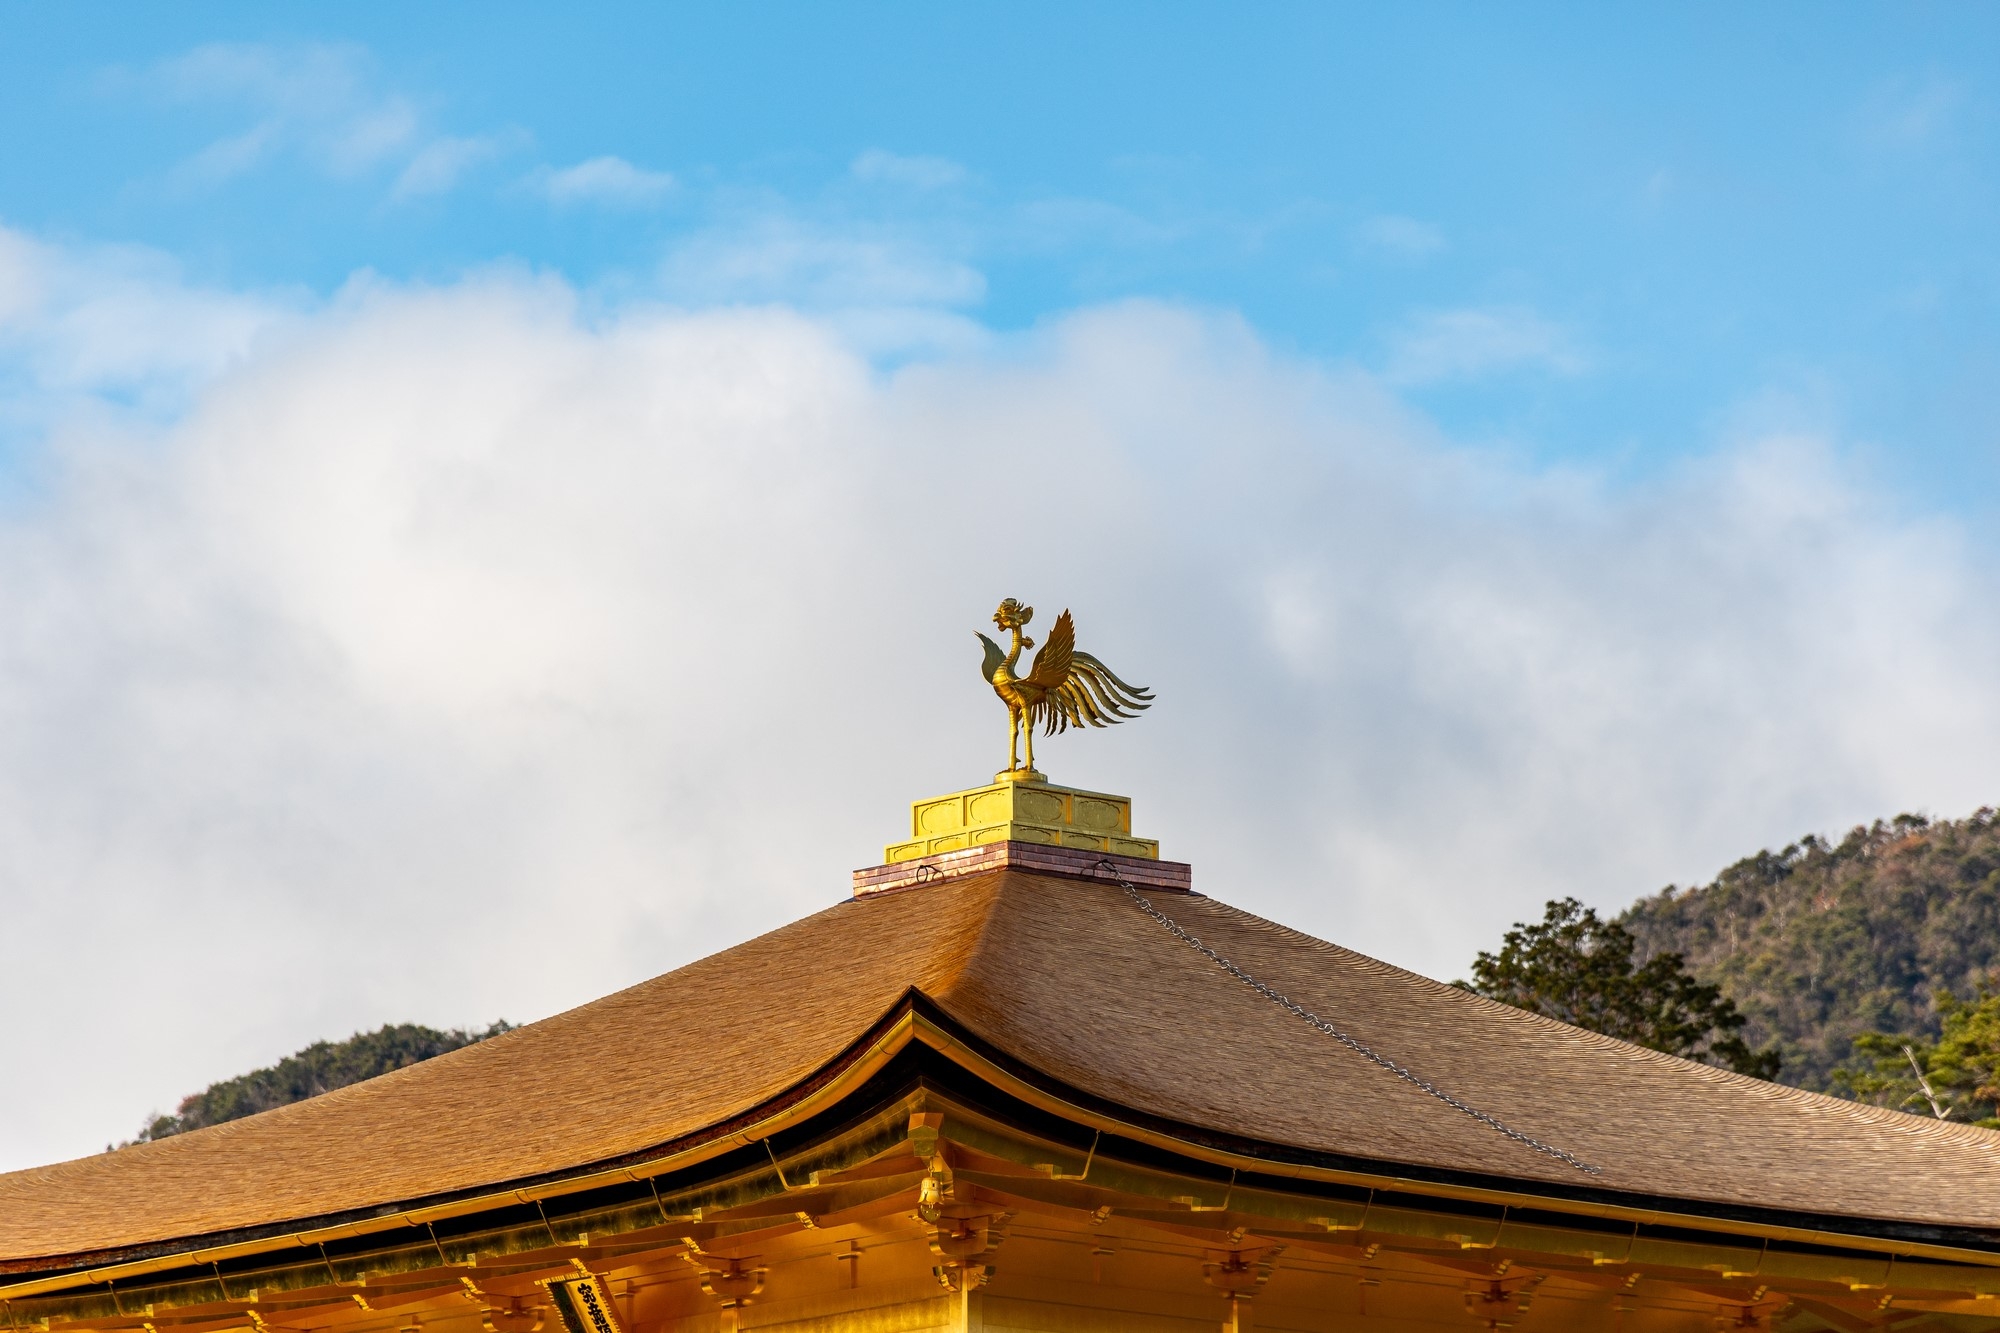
[5,5,1998,499]
[5,7,2000,1168]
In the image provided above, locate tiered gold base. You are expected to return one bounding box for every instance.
[884,774,1158,864]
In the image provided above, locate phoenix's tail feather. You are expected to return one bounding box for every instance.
[1072,650,1152,705]
[1037,650,1152,735]
[975,631,1007,684]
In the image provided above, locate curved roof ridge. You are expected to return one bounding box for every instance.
[9,866,2000,1266]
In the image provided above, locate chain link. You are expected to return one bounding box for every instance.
[1096,861,1600,1176]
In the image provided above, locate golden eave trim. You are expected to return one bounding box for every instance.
[896,1013,2000,1272]
[10,998,2000,1304]
[0,1011,925,1303]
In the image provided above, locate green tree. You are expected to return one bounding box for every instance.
[1832,989,2000,1126]
[137,1020,512,1142]
[1463,898,1780,1079]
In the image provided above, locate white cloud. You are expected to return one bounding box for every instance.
[0,256,1996,1176]
[1354,214,1446,259]
[147,41,377,120]
[140,43,415,184]
[391,132,524,200]
[176,122,283,184]
[327,100,425,175]
[1383,305,1586,385]
[851,149,969,190]
[127,42,515,199]
[534,155,676,206]
[0,225,294,432]
[660,217,986,309]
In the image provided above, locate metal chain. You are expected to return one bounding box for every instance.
[1095,861,1601,1176]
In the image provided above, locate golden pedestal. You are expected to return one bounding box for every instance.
[885,774,1159,864]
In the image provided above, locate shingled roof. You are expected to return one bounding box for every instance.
[8,867,2000,1271]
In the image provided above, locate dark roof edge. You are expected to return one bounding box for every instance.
[899,990,2000,1259]
[0,992,927,1285]
[10,987,2000,1290]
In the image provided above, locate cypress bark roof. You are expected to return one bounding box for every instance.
[7,868,2000,1267]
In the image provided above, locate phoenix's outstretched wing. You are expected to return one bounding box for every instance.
[1026,610,1152,735]
[1025,611,1074,689]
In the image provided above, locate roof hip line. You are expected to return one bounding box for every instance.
[1094,859,1602,1176]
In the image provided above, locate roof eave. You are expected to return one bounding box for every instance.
[9,987,2000,1300]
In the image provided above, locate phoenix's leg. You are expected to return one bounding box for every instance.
[1007,709,1020,770]
[1024,713,1035,773]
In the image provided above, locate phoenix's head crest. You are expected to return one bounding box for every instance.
[993,598,1033,631]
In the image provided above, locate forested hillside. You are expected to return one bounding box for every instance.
[1621,809,2000,1091]
[134,1021,512,1143]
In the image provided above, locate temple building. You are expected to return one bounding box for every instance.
[6,773,2000,1333]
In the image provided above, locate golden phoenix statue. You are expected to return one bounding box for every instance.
[976,598,1152,780]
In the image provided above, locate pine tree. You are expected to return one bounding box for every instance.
[1463,898,1780,1079]
[1832,990,2000,1125]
